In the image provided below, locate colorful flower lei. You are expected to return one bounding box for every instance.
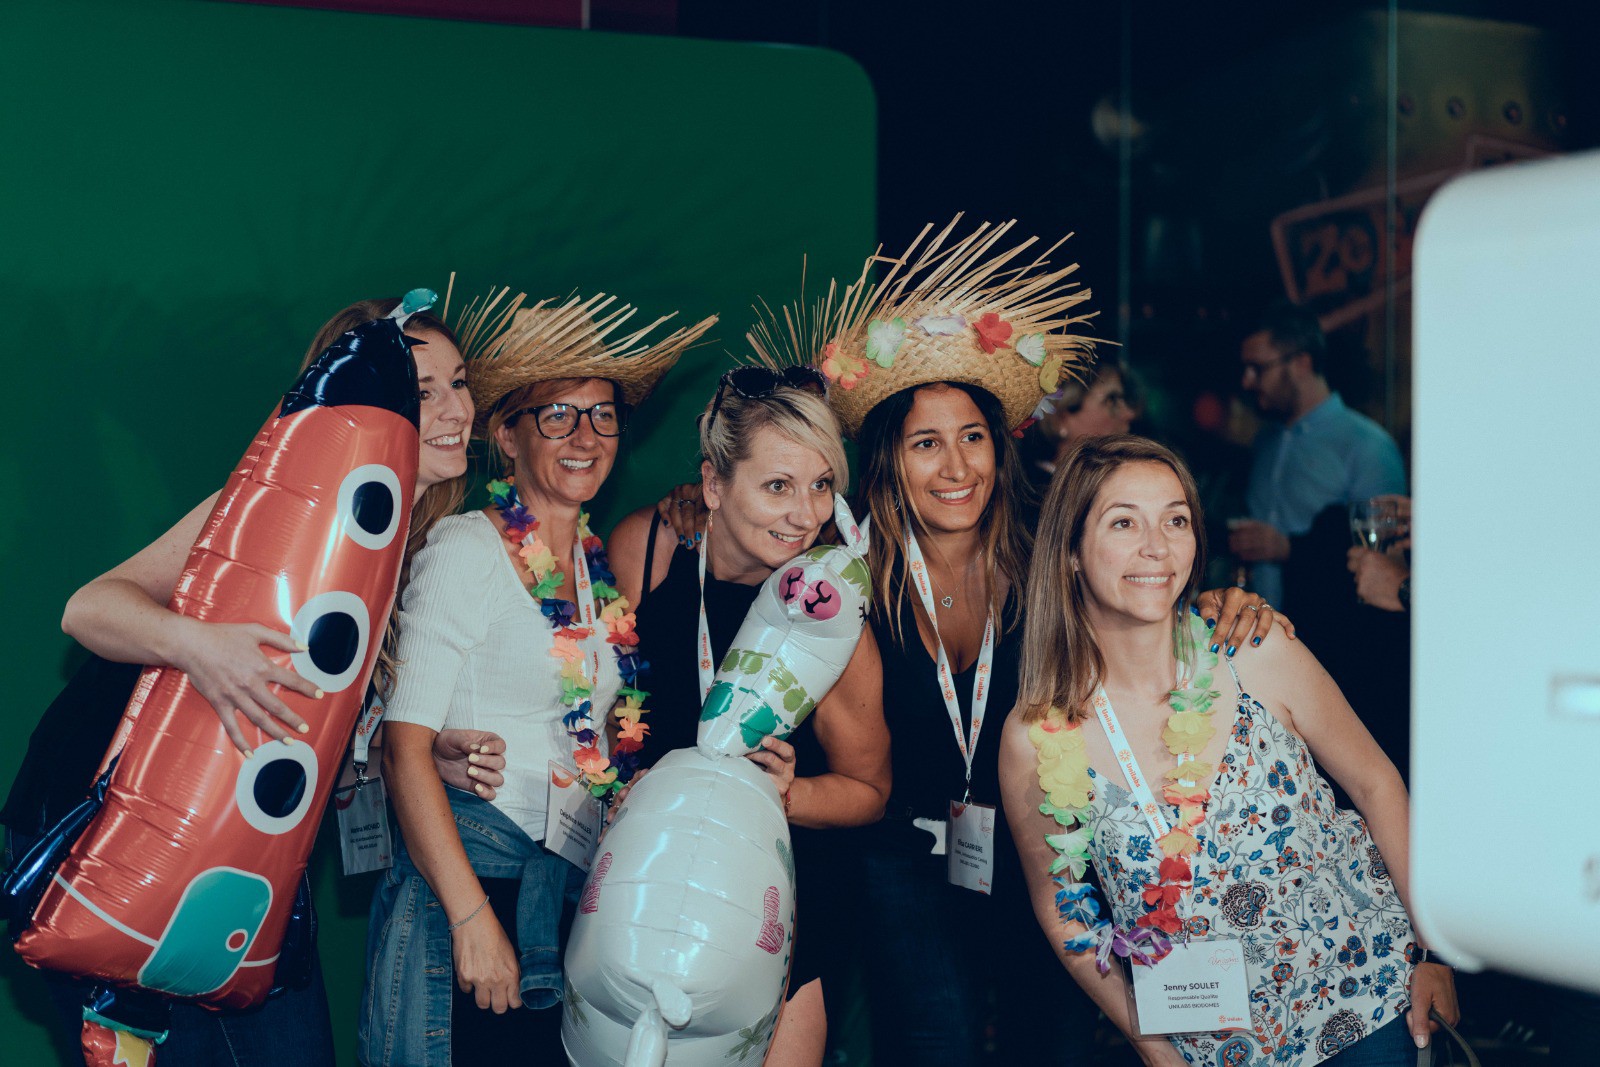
[488,478,650,798]
[1028,612,1221,971]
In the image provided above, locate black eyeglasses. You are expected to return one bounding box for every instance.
[504,401,632,440]
[703,366,827,434]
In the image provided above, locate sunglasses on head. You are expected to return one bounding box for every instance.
[703,365,827,433]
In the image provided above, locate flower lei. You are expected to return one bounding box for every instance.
[1028,612,1221,972]
[488,477,650,798]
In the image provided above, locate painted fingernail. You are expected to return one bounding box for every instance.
[1189,604,1200,616]
[475,783,486,794]
[1210,643,1220,654]
[1413,1035,1427,1050]
[468,753,481,764]
[282,736,298,746]
[1205,618,1217,628]
[1252,636,1261,646]
[468,766,479,778]
[468,743,480,752]
[694,533,702,543]
[243,747,255,759]
[1226,645,1236,657]
[295,640,310,651]
[297,723,311,733]
[314,688,325,699]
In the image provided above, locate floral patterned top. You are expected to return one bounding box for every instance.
[1084,661,1415,1065]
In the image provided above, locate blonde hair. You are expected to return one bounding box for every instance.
[1016,435,1206,724]
[699,385,849,495]
[857,382,1031,643]
[297,296,466,701]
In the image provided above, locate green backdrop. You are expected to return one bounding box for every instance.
[0,1,874,1060]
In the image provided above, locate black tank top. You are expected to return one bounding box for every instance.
[865,564,1023,852]
[630,520,825,778]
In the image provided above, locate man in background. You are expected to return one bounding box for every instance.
[1228,302,1405,611]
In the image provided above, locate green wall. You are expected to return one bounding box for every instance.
[0,1,874,1060]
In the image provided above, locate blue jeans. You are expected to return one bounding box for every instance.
[1321,1018,1414,1066]
[855,843,1095,1067]
[359,787,583,1067]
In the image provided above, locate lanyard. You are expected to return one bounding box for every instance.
[904,530,994,798]
[695,517,715,702]
[350,691,385,776]
[1089,661,1193,843]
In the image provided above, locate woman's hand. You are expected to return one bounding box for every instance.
[450,905,523,1013]
[654,482,708,547]
[746,736,797,801]
[1194,587,1295,656]
[1346,547,1407,612]
[1407,962,1459,1048]
[168,619,321,754]
[433,730,506,801]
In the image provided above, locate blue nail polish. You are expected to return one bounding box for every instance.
[1210,643,1220,654]
[1226,644,1236,657]
[1189,604,1199,617]
[1252,636,1261,646]
[694,533,702,543]
[1206,618,1217,628]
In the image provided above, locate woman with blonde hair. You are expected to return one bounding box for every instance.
[607,362,889,1066]
[4,293,491,1065]
[999,435,1456,1066]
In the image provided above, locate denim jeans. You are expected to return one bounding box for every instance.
[359,787,583,1067]
[855,843,1095,1067]
[1321,1018,1414,1066]
[7,829,334,1067]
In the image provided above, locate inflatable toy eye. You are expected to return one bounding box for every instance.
[801,580,839,620]
[336,464,403,550]
[234,741,319,835]
[289,590,370,693]
[779,567,806,603]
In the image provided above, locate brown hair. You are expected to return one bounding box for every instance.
[1016,434,1207,724]
[857,382,1032,643]
[299,296,466,701]
[482,376,620,474]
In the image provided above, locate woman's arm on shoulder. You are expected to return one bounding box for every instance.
[607,504,675,606]
[784,626,891,829]
[998,715,1186,1066]
[62,492,317,752]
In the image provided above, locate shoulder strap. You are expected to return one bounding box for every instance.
[639,517,663,607]
[1222,654,1245,695]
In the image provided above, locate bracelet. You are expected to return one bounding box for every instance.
[448,894,490,932]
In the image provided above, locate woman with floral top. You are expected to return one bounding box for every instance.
[999,435,1457,1066]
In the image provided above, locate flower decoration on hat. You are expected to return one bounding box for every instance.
[749,215,1100,438]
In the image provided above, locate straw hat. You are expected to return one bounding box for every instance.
[750,216,1099,436]
[455,287,716,435]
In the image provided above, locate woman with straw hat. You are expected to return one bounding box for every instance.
[360,291,713,1065]
[752,217,1292,1065]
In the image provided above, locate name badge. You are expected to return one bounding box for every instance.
[333,774,392,876]
[1130,938,1251,1035]
[946,799,996,895]
[545,761,602,871]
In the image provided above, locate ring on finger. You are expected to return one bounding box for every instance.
[1244,604,1259,611]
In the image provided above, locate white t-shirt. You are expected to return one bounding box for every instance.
[384,511,622,840]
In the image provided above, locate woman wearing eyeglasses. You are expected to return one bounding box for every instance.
[606,363,890,1067]
[360,294,713,1065]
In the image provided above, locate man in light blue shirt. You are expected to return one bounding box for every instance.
[1228,303,1405,608]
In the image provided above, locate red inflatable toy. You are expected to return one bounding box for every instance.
[13,294,428,1027]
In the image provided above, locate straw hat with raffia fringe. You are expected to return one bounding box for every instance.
[749,216,1099,437]
[455,286,717,436]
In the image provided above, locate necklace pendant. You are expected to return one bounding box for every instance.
[940,595,954,609]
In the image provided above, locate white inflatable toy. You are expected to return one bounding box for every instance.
[562,498,870,1066]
